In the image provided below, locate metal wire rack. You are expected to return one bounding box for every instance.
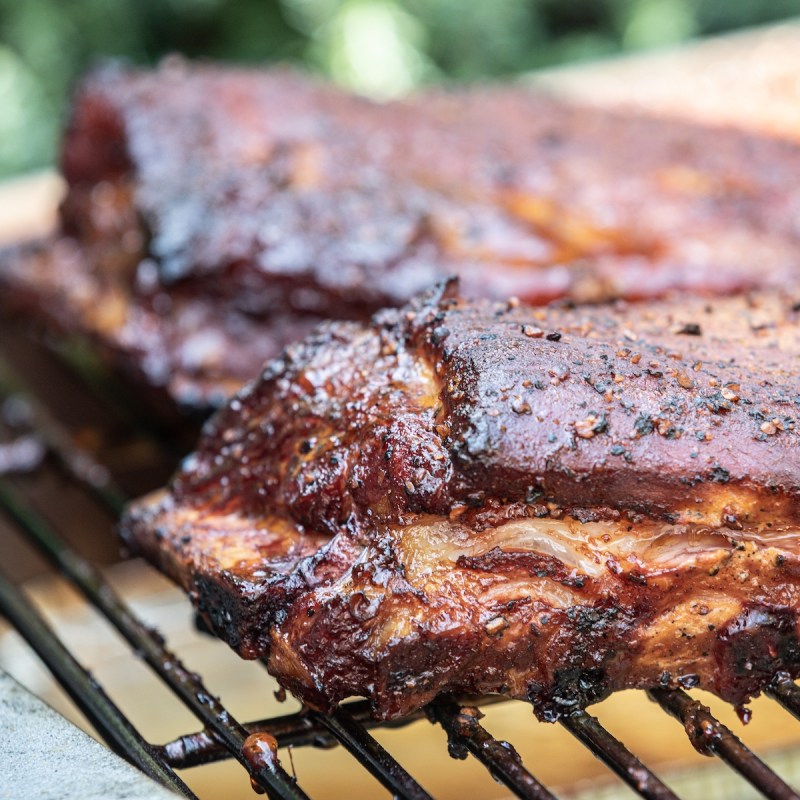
[1,342,800,800]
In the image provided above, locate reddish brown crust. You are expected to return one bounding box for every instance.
[60,61,800,311]
[435,289,800,527]
[168,281,800,529]
[121,285,800,719]
[8,62,800,406]
[0,239,323,408]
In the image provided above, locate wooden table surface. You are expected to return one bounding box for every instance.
[3,23,800,800]
[534,19,800,140]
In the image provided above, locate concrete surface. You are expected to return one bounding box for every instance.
[0,670,178,800]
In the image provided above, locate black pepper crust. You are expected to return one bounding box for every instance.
[8,60,800,406]
[432,286,800,527]
[121,283,800,719]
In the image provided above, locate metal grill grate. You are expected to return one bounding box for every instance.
[1,347,800,800]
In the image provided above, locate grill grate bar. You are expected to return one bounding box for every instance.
[0,480,310,800]
[310,707,433,800]
[430,699,556,800]
[0,566,197,799]
[766,678,800,722]
[160,701,422,768]
[0,358,126,516]
[560,709,678,800]
[160,697,507,769]
[648,688,800,800]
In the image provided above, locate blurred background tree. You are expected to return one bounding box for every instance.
[1,0,799,178]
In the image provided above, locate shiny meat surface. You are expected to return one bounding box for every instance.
[7,61,800,406]
[121,283,800,719]
[0,238,322,406]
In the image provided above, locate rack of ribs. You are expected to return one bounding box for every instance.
[6,60,800,406]
[120,281,800,720]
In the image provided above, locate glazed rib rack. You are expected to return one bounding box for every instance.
[1,340,800,800]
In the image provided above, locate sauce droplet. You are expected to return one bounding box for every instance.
[243,732,279,794]
[735,705,752,725]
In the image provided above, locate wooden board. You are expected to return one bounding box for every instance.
[0,171,62,245]
[533,20,800,140]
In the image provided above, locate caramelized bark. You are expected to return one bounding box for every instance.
[7,61,800,405]
[121,284,800,718]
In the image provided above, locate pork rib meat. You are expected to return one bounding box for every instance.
[121,282,800,719]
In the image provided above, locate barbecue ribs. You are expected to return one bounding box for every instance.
[7,61,800,405]
[121,282,800,719]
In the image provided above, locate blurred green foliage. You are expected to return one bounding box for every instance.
[1,0,799,178]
